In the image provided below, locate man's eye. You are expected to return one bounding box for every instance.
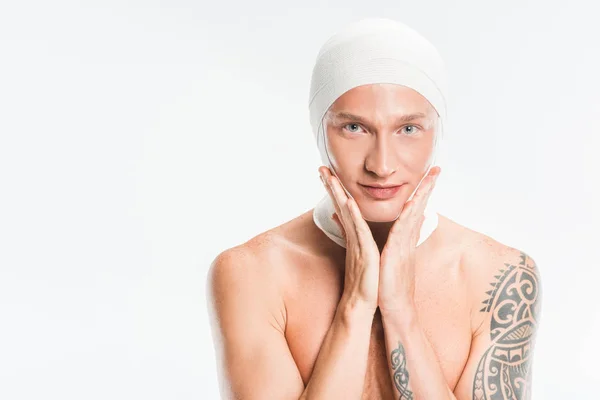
[402,125,421,135]
[342,124,420,135]
[343,123,364,133]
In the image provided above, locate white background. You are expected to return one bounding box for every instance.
[1,1,598,399]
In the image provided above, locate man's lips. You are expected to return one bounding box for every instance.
[359,184,404,200]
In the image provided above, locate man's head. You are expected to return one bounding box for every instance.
[322,83,440,222]
[308,17,447,223]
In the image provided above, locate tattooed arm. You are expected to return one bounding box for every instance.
[380,307,457,400]
[454,249,542,400]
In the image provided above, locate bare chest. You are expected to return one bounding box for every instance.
[283,251,472,399]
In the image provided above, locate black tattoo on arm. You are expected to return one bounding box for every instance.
[472,251,542,400]
[390,341,414,400]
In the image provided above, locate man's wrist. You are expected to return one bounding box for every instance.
[379,301,419,328]
[337,295,376,327]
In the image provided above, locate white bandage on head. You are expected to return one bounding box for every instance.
[309,18,448,248]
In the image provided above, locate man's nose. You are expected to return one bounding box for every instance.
[364,135,399,177]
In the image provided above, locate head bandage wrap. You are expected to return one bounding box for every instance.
[309,18,448,248]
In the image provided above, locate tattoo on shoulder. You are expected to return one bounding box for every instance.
[472,251,542,400]
[391,341,414,400]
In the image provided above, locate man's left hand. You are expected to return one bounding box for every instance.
[378,166,441,312]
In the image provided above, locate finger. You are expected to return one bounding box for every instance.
[411,167,439,205]
[320,167,357,244]
[319,167,345,222]
[409,167,440,220]
[406,168,440,243]
[324,168,352,224]
[389,181,432,239]
[331,212,346,240]
[328,172,362,245]
[390,199,413,236]
[347,197,377,255]
[392,183,434,247]
[413,179,435,220]
[411,214,425,247]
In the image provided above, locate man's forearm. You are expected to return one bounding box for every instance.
[299,295,375,400]
[381,304,456,400]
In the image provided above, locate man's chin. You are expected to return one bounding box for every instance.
[358,202,404,223]
[362,214,399,223]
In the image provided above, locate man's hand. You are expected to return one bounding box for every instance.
[378,166,441,312]
[319,166,381,314]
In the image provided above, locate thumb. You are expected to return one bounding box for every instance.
[331,213,346,240]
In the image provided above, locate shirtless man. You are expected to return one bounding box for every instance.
[206,19,542,400]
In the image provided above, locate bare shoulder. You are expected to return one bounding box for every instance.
[439,214,539,276]
[206,209,328,331]
[459,223,540,284]
[206,214,319,398]
[443,216,542,333]
[206,231,288,332]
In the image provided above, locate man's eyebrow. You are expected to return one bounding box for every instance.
[332,111,430,125]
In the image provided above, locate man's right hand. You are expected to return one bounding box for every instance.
[319,166,380,315]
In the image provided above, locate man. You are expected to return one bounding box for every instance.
[206,18,542,400]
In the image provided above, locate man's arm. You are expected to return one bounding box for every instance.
[206,247,376,400]
[454,249,542,400]
[379,248,542,400]
[380,306,457,400]
[206,247,304,399]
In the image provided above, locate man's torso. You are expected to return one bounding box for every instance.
[236,209,503,399]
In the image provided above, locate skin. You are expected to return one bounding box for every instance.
[206,84,541,399]
[321,83,439,239]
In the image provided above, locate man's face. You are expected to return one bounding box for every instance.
[322,83,438,222]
